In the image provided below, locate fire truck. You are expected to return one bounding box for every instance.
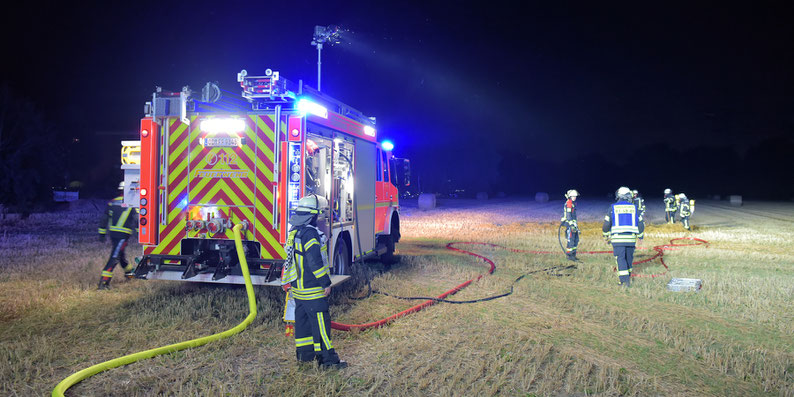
[122,68,409,287]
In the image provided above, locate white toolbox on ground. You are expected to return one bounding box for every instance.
[667,278,703,292]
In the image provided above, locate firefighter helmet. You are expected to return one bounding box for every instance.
[678,193,687,201]
[565,189,579,199]
[632,189,638,197]
[616,186,632,201]
[289,194,328,226]
[664,188,672,194]
[118,181,125,190]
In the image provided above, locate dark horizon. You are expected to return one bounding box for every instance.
[1,2,792,205]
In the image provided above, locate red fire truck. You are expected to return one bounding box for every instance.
[124,69,409,287]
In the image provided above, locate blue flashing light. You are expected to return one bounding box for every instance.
[297,98,328,119]
[381,140,394,151]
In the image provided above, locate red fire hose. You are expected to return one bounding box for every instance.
[330,237,708,331]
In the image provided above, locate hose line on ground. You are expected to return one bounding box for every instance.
[332,237,707,332]
[52,225,257,397]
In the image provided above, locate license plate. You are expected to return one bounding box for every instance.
[203,137,242,147]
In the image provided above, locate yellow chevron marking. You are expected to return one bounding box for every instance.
[255,155,275,182]
[169,135,189,164]
[170,122,188,145]
[252,116,276,163]
[258,226,285,258]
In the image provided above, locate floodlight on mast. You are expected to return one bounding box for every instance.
[310,25,342,92]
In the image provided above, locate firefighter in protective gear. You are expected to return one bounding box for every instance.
[97,188,138,290]
[632,190,646,219]
[678,193,693,230]
[603,187,644,287]
[280,194,347,369]
[663,188,677,224]
[560,189,580,261]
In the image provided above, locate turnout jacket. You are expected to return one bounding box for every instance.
[99,196,138,238]
[663,193,677,211]
[635,196,646,215]
[281,225,331,300]
[679,200,692,217]
[602,200,644,246]
[561,199,577,227]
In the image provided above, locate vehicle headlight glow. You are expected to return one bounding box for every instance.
[200,118,246,133]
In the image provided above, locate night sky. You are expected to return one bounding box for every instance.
[2,2,792,199]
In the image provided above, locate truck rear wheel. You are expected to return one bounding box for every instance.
[379,234,398,265]
[332,238,351,275]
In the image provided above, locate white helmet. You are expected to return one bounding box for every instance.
[616,186,632,201]
[295,194,328,214]
[664,188,672,194]
[289,194,329,226]
[632,189,639,197]
[678,193,687,200]
[118,181,125,190]
[566,189,579,198]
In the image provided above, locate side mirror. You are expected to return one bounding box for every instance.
[394,158,411,187]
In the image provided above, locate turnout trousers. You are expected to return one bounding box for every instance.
[100,236,133,283]
[566,226,579,258]
[665,209,676,224]
[612,244,635,286]
[294,297,341,365]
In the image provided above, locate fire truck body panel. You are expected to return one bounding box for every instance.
[130,72,405,286]
[143,114,286,261]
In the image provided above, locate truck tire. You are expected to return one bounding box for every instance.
[332,238,351,275]
[379,234,398,265]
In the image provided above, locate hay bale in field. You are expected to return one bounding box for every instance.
[729,195,742,206]
[534,192,549,202]
[418,193,436,210]
[476,192,489,200]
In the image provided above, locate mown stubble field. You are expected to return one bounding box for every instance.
[1,198,792,396]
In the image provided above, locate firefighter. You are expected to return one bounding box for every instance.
[602,187,644,287]
[678,193,692,230]
[97,185,138,290]
[663,188,677,224]
[280,194,347,369]
[560,189,580,261]
[632,190,646,219]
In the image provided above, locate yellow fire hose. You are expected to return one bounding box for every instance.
[53,225,256,397]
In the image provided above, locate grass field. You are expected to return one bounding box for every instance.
[1,198,793,396]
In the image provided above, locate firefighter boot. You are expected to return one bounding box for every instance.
[318,349,347,369]
[123,263,135,279]
[320,360,348,370]
[97,279,111,290]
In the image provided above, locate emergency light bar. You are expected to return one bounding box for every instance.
[297,98,328,119]
[381,140,394,151]
[200,118,246,133]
